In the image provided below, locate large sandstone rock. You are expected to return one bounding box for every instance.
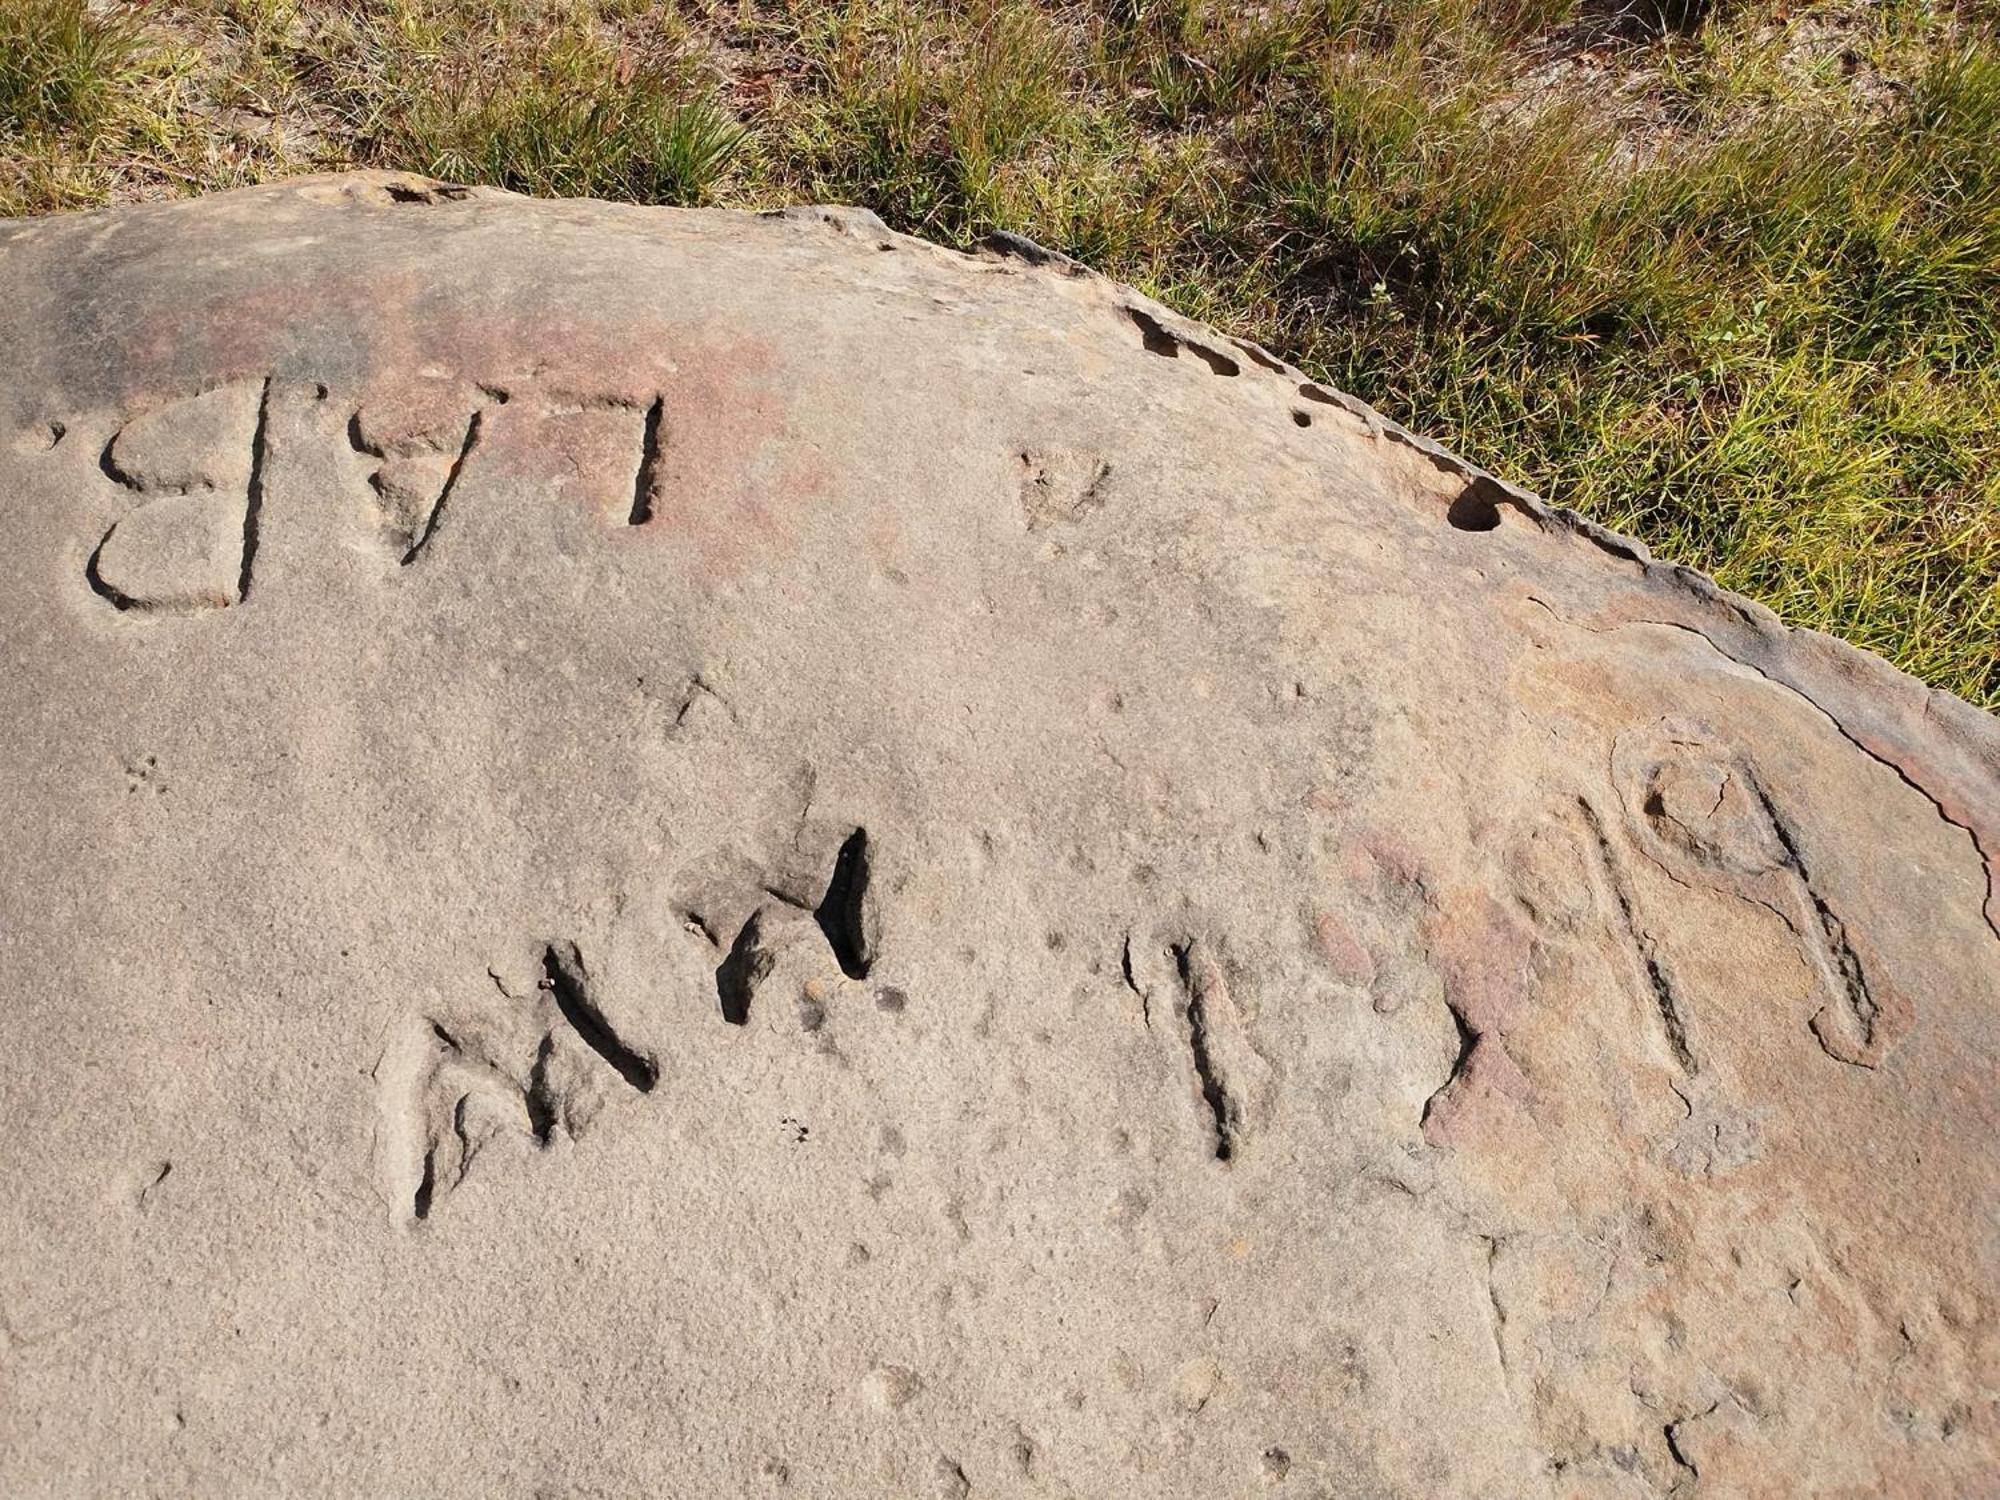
[0,173,1994,1498]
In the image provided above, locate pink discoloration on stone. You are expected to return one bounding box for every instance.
[1361,829,1430,893]
[481,402,646,524]
[352,373,481,458]
[1421,891,1537,1145]
[1425,1041,1534,1148]
[63,237,840,578]
[1430,894,1533,1039]
[638,331,827,575]
[1313,911,1375,986]
[1337,839,1375,883]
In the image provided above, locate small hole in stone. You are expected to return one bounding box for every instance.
[1291,409,1312,427]
[1447,483,1503,532]
[1125,306,1180,358]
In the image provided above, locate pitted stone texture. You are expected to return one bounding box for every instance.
[0,173,1995,1499]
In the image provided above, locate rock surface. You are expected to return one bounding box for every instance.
[0,173,1995,1498]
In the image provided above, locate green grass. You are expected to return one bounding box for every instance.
[304,4,743,200]
[0,0,145,139]
[1,0,1994,705]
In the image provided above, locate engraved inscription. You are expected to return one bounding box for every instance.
[372,942,657,1228]
[82,374,675,607]
[87,379,269,613]
[1613,719,1908,1067]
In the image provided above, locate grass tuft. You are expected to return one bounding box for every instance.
[0,0,146,141]
[400,56,742,204]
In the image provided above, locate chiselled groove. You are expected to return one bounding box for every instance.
[379,925,716,1226]
[451,1094,475,1163]
[1478,1234,1510,1382]
[541,942,657,1092]
[1604,714,1905,1069]
[83,534,139,612]
[399,410,482,566]
[1120,932,1150,1028]
[716,912,772,1026]
[1171,940,1239,1162]
[673,672,731,729]
[1579,796,1698,1075]
[84,521,239,618]
[237,377,273,603]
[1661,616,1995,937]
[1422,1004,1479,1128]
[815,828,873,980]
[523,1034,560,1145]
[411,1144,439,1222]
[418,1092,479,1210]
[1740,773,1883,1065]
[1531,596,1998,946]
[628,395,663,525]
[1664,1402,1718,1485]
[95,420,149,489]
[544,391,643,415]
[391,827,895,1227]
[83,378,268,613]
[1018,448,1112,529]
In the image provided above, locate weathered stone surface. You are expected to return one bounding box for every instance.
[0,173,1994,1497]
